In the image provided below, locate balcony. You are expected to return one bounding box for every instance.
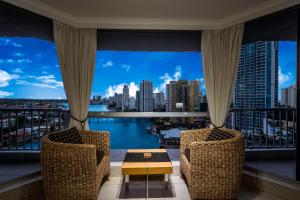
[0,107,297,186]
[1,1,300,199]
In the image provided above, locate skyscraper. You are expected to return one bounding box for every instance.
[281,85,296,107]
[135,91,140,111]
[114,93,118,104]
[233,41,278,131]
[281,88,289,106]
[166,80,195,123]
[167,80,195,112]
[190,80,202,110]
[116,94,123,110]
[139,80,153,112]
[166,81,178,112]
[153,92,165,111]
[129,97,136,110]
[122,85,129,111]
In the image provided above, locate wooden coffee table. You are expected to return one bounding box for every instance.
[121,149,173,196]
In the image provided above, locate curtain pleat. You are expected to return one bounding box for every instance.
[53,21,96,130]
[201,24,244,127]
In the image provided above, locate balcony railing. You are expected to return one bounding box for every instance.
[0,108,296,150]
[0,108,69,150]
[226,108,296,149]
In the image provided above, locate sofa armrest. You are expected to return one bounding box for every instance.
[41,140,97,179]
[180,129,211,154]
[80,130,110,156]
[189,133,244,171]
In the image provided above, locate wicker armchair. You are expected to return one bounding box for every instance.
[180,128,244,200]
[41,129,110,200]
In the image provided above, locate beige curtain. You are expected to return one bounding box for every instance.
[53,21,97,130]
[201,24,244,127]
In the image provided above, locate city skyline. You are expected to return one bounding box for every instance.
[0,37,296,100]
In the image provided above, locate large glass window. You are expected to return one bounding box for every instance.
[90,50,206,149]
[227,40,297,180]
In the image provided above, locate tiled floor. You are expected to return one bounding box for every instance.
[0,161,291,200]
[98,162,282,200]
[0,150,296,186]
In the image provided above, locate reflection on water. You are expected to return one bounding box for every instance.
[82,104,159,149]
[22,104,159,149]
[89,118,159,149]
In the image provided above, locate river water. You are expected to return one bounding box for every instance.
[88,105,159,149]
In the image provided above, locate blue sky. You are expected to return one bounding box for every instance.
[0,37,296,100]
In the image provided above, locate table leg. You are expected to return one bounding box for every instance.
[125,175,129,191]
[146,173,149,199]
[164,174,169,189]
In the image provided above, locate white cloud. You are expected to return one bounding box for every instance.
[0,38,22,48]
[279,66,292,85]
[199,78,205,89]
[16,74,63,89]
[36,53,45,58]
[17,59,32,63]
[13,68,23,73]
[13,52,24,57]
[173,65,182,80]
[0,58,32,64]
[102,60,114,68]
[0,90,13,97]
[0,70,18,87]
[105,82,138,97]
[153,88,160,93]
[120,64,131,71]
[156,65,182,93]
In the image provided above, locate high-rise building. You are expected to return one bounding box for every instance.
[167,80,195,112]
[190,80,202,110]
[281,85,296,107]
[135,91,140,111]
[177,80,195,112]
[122,85,129,111]
[233,41,279,132]
[166,80,195,123]
[166,81,178,112]
[114,93,118,104]
[129,97,136,110]
[153,92,165,111]
[116,94,123,110]
[139,80,153,112]
[281,88,288,106]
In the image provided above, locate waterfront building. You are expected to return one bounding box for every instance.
[233,41,279,132]
[129,97,136,110]
[166,80,195,123]
[139,80,153,112]
[166,80,195,112]
[153,92,165,111]
[166,81,178,112]
[122,85,129,111]
[190,80,202,110]
[135,91,140,111]
[281,85,296,107]
[116,94,123,110]
[114,93,118,104]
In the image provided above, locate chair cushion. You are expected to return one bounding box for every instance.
[96,150,105,165]
[206,128,234,141]
[184,148,190,163]
[48,127,83,144]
